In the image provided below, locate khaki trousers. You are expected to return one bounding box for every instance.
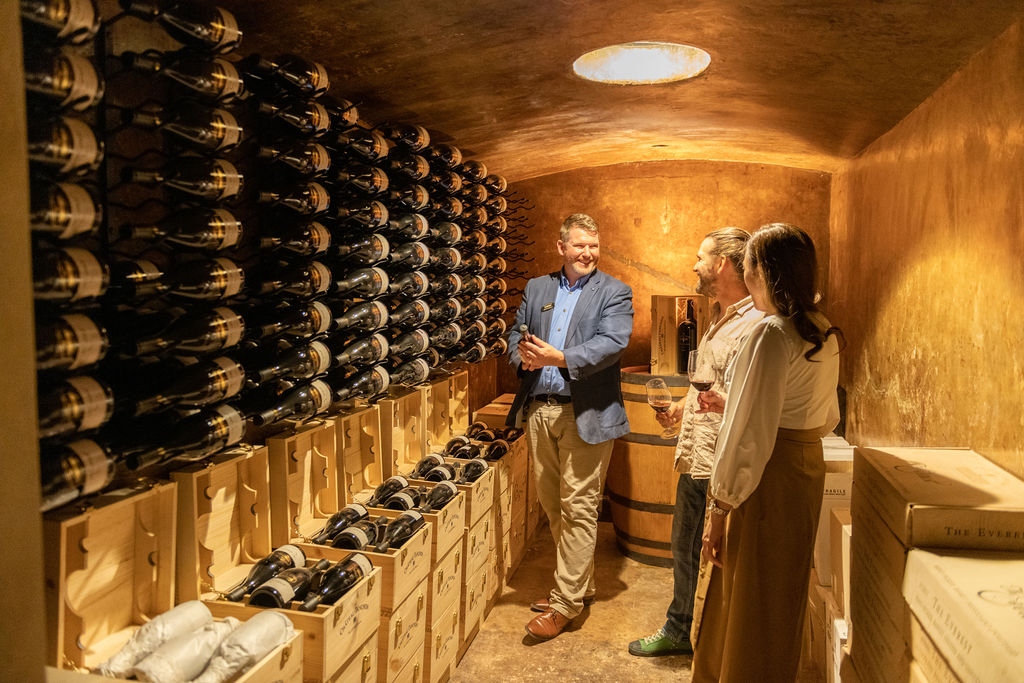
[526,401,614,619]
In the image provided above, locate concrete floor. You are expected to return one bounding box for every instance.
[453,522,693,682]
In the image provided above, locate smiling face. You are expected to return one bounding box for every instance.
[557,226,600,284]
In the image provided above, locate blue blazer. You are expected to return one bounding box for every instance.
[506,269,634,444]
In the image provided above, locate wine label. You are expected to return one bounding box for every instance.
[306,182,331,214]
[213,258,244,297]
[373,233,391,261]
[59,118,102,175]
[63,55,102,112]
[66,375,112,430]
[65,247,106,300]
[67,438,109,494]
[403,510,424,523]
[212,59,244,101]
[63,313,105,369]
[370,334,389,359]
[309,261,331,294]
[309,103,331,135]
[310,379,332,413]
[308,223,331,254]
[371,267,389,294]
[211,209,242,248]
[215,404,245,446]
[213,110,242,151]
[277,544,306,568]
[214,307,244,347]
[257,577,295,603]
[57,0,98,41]
[388,492,415,509]
[350,553,373,576]
[213,159,243,200]
[307,144,331,174]
[212,8,242,52]
[342,525,370,548]
[310,302,332,335]
[309,341,332,375]
[345,503,368,517]
[310,62,330,93]
[212,357,245,399]
[370,301,388,327]
[439,481,458,494]
[427,466,453,481]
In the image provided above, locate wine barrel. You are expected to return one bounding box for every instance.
[607,367,689,567]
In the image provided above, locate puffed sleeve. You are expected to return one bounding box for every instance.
[709,319,791,507]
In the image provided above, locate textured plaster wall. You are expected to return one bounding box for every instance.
[830,20,1024,477]
[500,160,831,393]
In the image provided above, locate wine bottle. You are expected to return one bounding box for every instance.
[21,0,100,45]
[332,198,388,228]
[485,318,507,338]
[124,207,242,251]
[329,128,388,162]
[330,364,389,401]
[328,163,389,195]
[257,260,332,299]
[249,378,332,426]
[319,95,360,129]
[108,258,168,302]
[332,233,390,265]
[460,297,487,320]
[426,248,462,273]
[482,439,510,460]
[423,144,462,169]
[677,300,698,372]
[329,520,378,550]
[385,184,429,211]
[460,275,487,297]
[131,306,244,356]
[385,299,430,329]
[469,426,497,441]
[30,181,101,240]
[409,453,445,479]
[384,271,428,299]
[460,230,487,253]
[485,256,508,276]
[459,252,487,275]
[37,375,114,439]
[332,333,389,367]
[461,205,488,228]
[329,266,389,299]
[242,339,331,384]
[389,357,430,386]
[461,319,487,342]
[419,480,458,512]
[33,247,108,302]
[28,116,103,177]
[427,273,462,298]
[242,53,330,99]
[191,611,293,683]
[426,169,462,194]
[40,438,114,512]
[421,464,457,483]
[425,195,462,220]
[458,458,489,484]
[427,298,461,323]
[374,510,425,552]
[377,123,429,151]
[451,443,484,460]
[457,183,488,206]
[459,159,487,182]
[24,50,104,111]
[224,545,306,601]
[259,221,331,257]
[484,236,507,256]
[299,553,372,611]
[384,213,429,240]
[498,426,525,441]
[386,329,430,360]
[257,141,331,177]
[36,313,108,372]
[244,300,332,341]
[257,99,330,137]
[454,341,487,364]
[485,298,507,317]
[310,503,369,544]
[422,347,444,369]
[485,278,507,297]
[119,0,242,54]
[332,300,388,332]
[387,241,431,269]
[367,475,409,506]
[386,153,429,182]
[485,195,508,216]
[167,257,245,301]
[443,434,469,453]
[426,221,461,247]
[381,486,423,511]
[485,215,508,235]
[122,49,245,103]
[258,181,330,215]
[128,355,245,415]
[124,102,243,153]
[247,566,317,608]
[483,173,508,194]
[123,403,246,468]
[487,337,509,357]
[125,157,243,201]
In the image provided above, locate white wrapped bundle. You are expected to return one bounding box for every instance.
[192,612,296,683]
[94,601,213,678]
[132,617,239,683]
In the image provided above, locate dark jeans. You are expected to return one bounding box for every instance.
[663,474,709,643]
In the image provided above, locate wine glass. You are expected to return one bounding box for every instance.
[688,350,715,423]
[645,378,678,438]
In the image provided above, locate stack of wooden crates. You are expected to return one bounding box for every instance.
[42,369,546,683]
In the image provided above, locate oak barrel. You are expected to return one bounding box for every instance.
[607,366,689,567]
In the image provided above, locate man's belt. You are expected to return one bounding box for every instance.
[531,394,572,404]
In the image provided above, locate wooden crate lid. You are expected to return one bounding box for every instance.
[336,403,384,508]
[376,386,427,480]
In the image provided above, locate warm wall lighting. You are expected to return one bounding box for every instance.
[573,41,711,85]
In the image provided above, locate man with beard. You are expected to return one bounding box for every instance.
[628,227,764,657]
[506,212,634,640]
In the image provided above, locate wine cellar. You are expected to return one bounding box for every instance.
[5,1,1024,682]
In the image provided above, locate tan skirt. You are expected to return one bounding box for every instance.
[691,427,826,683]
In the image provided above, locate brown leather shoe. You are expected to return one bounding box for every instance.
[529,596,595,612]
[525,608,572,640]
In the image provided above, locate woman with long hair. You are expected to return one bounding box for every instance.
[691,222,842,682]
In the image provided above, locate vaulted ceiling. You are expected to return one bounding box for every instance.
[220,0,1024,181]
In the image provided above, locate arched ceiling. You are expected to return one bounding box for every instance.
[219,0,1024,182]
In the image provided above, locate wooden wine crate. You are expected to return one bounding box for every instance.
[509,505,528,574]
[268,418,342,547]
[378,388,427,477]
[457,565,488,663]
[171,446,273,603]
[470,393,516,430]
[650,294,710,375]
[484,538,504,614]
[334,628,379,683]
[426,545,463,632]
[447,369,470,436]
[336,404,384,506]
[442,456,494,529]
[463,514,492,579]
[43,480,177,671]
[205,563,382,683]
[391,643,425,683]
[423,601,459,683]
[510,451,529,527]
[494,478,513,541]
[370,499,465,576]
[416,376,452,453]
[378,580,428,683]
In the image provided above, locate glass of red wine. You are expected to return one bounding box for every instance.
[645,378,678,438]
[688,350,715,423]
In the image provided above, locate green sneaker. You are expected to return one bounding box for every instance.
[628,628,693,657]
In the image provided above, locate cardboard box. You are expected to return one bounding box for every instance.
[829,508,852,619]
[848,541,912,683]
[903,548,1024,682]
[908,614,960,683]
[814,435,854,587]
[854,446,1024,551]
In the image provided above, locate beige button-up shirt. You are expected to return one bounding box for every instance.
[673,296,764,479]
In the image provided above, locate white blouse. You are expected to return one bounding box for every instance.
[709,313,840,508]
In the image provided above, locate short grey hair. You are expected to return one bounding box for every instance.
[560,213,599,241]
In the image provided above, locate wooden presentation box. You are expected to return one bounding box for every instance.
[423,599,460,683]
[447,369,470,436]
[470,394,515,430]
[378,579,428,683]
[426,544,463,632]
[379,387,427,477]
[462,514,491,580]
[457,565,488,663]
[43,480,302,682]
[649,294,709,375]
[443,456,494,530]
[416,374,455,453]
[335,628,380,683]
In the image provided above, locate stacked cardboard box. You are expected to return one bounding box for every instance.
[848,446,1024,682]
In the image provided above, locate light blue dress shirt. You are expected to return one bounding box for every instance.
[531,269,593,397]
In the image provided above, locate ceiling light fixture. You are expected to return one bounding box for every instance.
[572,41,711,85]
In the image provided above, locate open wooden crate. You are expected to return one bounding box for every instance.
[447,369,470,436]
[378,387,427,478]
[416,375,452,453]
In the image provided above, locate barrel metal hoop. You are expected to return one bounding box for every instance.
[619,432,678,447]
[607,489,675,514]
[611,525,673,550]
[620,370,691,387]
[613,540,674,568]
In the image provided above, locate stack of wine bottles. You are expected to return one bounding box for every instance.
[24,0,527,514]
[307,499,429,553]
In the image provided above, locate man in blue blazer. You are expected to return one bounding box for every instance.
[507,213,634,640]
